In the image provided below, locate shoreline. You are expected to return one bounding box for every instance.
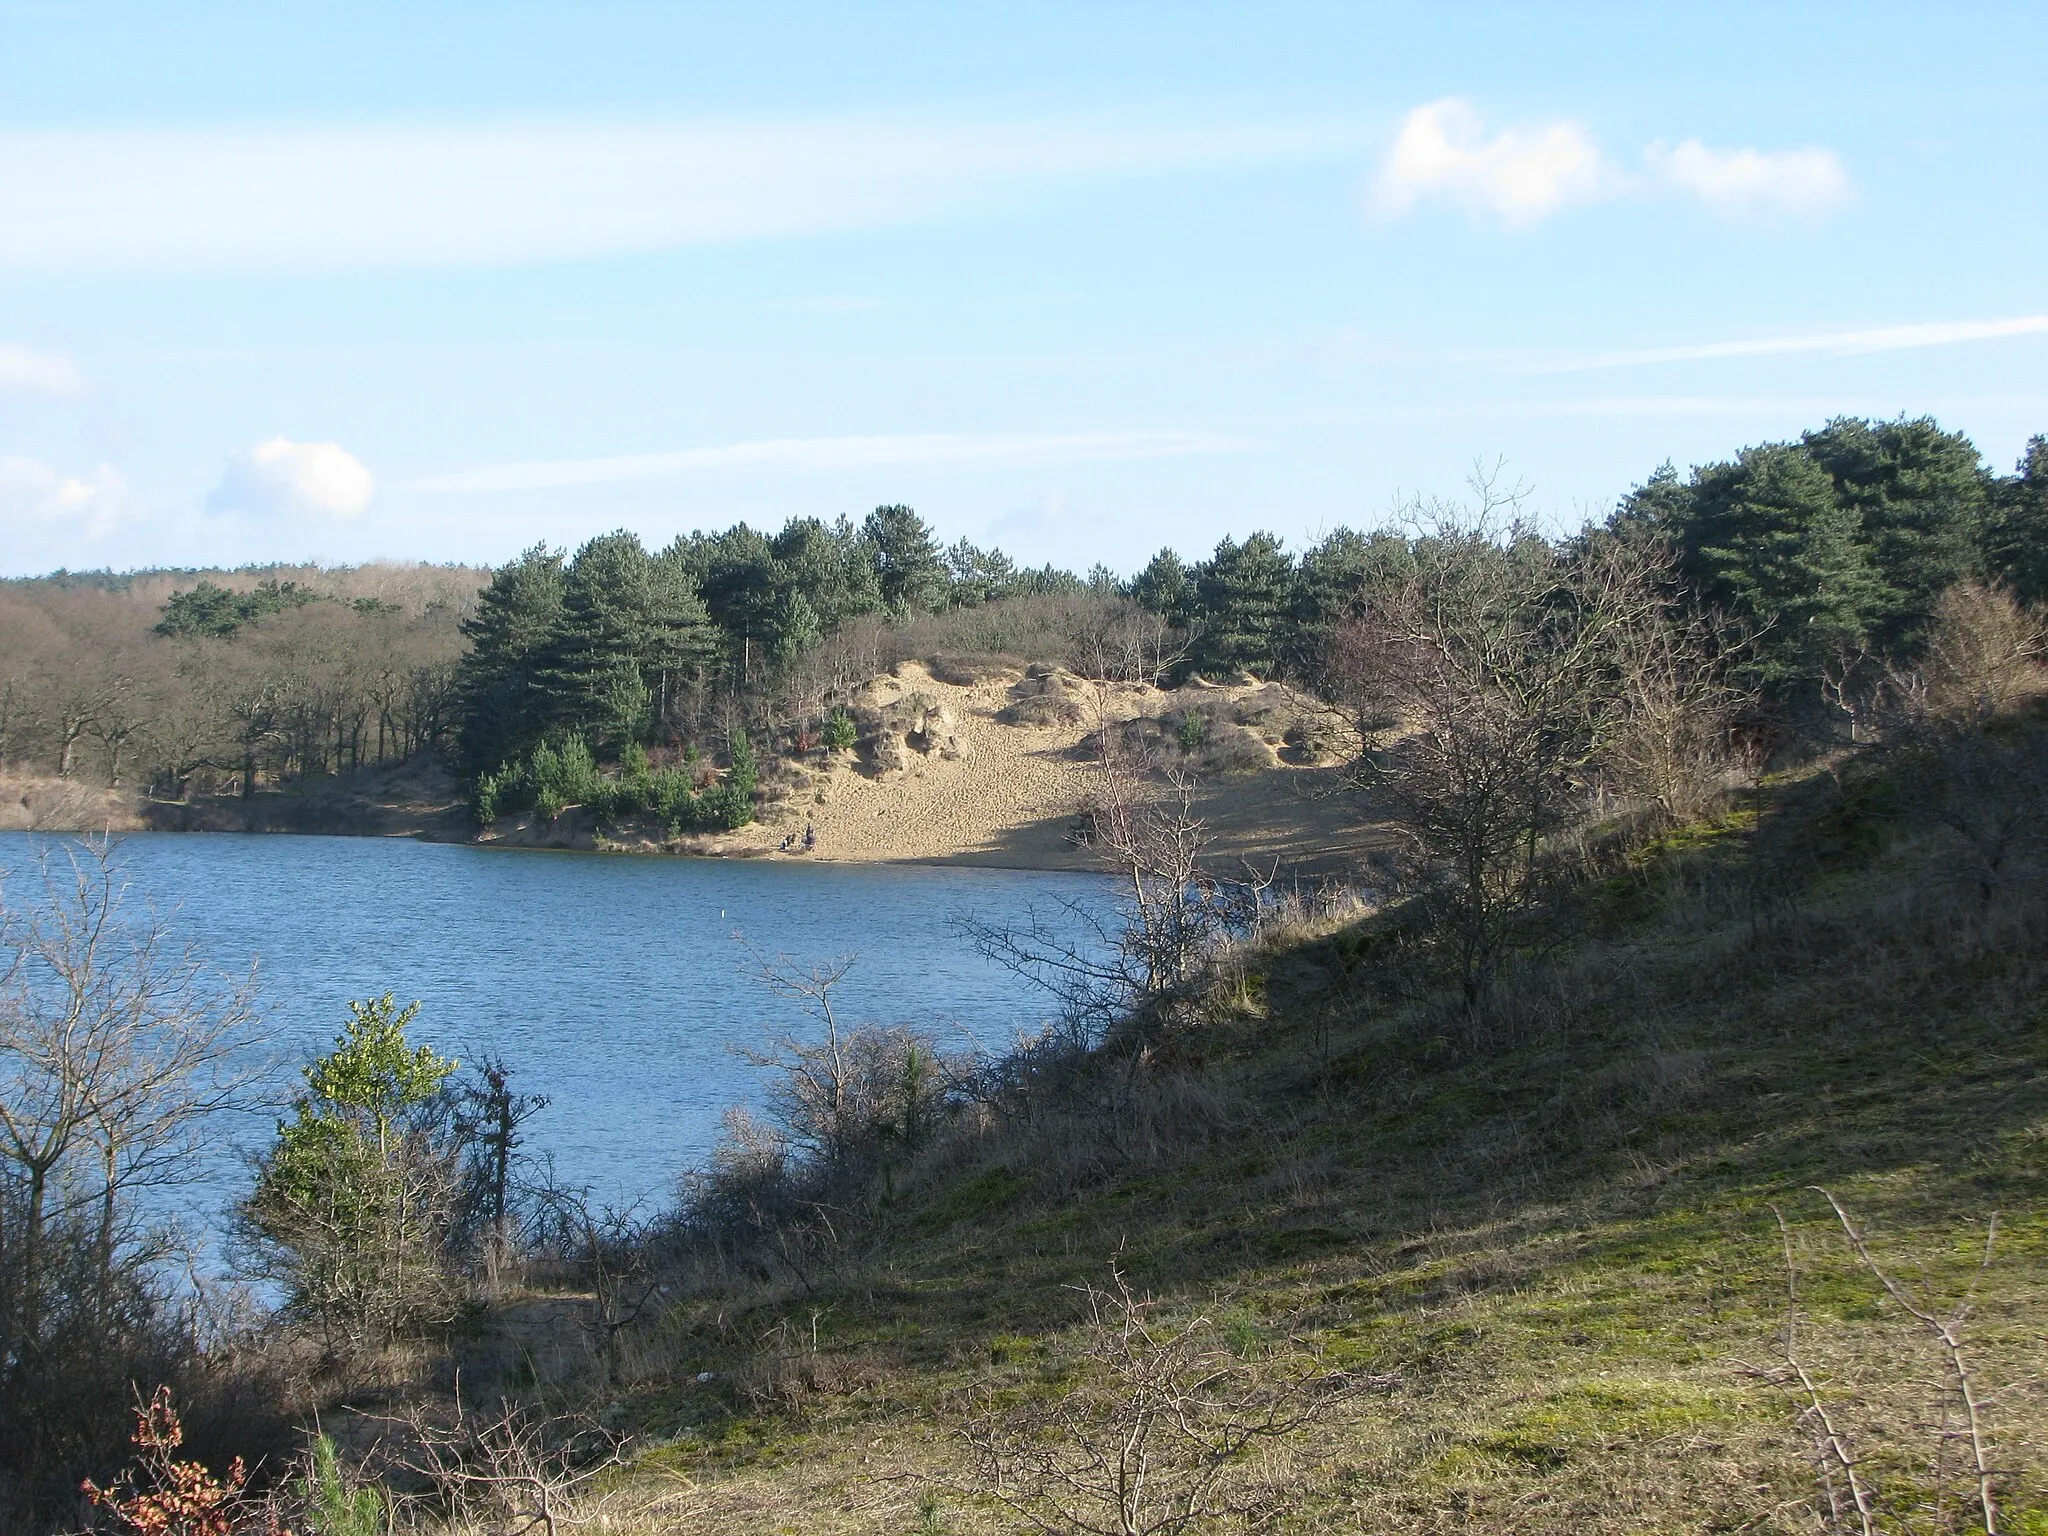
[2,669,1388,879]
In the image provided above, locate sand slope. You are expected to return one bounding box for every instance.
[696,663,1387,875]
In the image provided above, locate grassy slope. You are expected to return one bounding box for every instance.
[541,768,2048,1533]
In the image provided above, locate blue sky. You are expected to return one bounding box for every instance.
[1,1,2042,577]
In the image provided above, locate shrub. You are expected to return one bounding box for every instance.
[649,765,697,823]
[532,736,601,810]
[1174,708,1211,753]
[293,1433,384,1536]
[235,995,467,1357]
[81,1388,276,1536]
[473,764,512,826]
[823,707,858,751]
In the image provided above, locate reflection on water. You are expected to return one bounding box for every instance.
[0,832,1115,1219]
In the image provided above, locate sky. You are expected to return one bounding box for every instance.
[1,1,2043,579]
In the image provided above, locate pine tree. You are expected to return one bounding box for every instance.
[643,548,718,740]
[538,531,656,747]
[1131,548,1195,626]
[1192,532,1293,676]
[1801,416,1989,652]
[453,545,565,775]
[1987,435,2048,604]
[773,516,886,626]
[1286,528,1417,677]
[1688,445,1885,684]
[944,538,1018,607]
[864,505,949,614]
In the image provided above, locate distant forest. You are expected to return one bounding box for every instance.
[1,417,2042,815]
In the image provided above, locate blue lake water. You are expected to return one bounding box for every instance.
[0,831,1114,1225]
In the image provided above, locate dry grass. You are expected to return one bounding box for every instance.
[345,727,2048,1534]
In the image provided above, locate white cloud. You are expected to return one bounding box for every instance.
[1374,101,1850,228]
[209,436,375,518]
[0,456,129,532]
[407,431,1245,493]
[1647,138,1849,214]
[1375,98,1609,226]
[0,343,86,397]
[0,115,1369,274]
[1535,314,2048,372]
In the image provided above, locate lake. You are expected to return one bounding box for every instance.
[0,831,1116,1224]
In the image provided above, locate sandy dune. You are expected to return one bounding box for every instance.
[702,662,1389,876]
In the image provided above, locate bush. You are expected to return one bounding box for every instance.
[823,707,858,751]
[471,732,758,835]
[691,782,753,832]
[293,1433,384,1536]
[649,765,697,823]
[473,764,513,826]
[1174,709,1211,753]
[81,1388,275,1536]
[235,995,467,1357]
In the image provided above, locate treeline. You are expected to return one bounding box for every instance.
[5,416,2041,815]
[451,507,1105,785]
[451,417,2046,822]
[0,565,481,796]
[1614,418,2048,685]
[1122,417,2048,692]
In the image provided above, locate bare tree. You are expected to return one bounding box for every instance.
[728,944,947,1176]
[456,1054,549,1280]
[1066,597,1193,687]
[951,1265,1364,1536]
[525,1174,662,1384]
[967,700,1249,1037]
[1603,599,1753,827]
[385,1391,625,1536]
[1876,584,2048,901]
[0,837,257,1367]
[1321,495,1689,1007]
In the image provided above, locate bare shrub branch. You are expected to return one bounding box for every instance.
[949,1265,1367,1535]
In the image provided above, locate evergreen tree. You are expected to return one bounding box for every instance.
[1007,564,1085,597]
[1987,435,2048,604]
[453,545,566,775]
[1800,416,1989,652]
[944,538,1018,607]
[1192,532,1293,676]
[1287,528,1417,675]
[643,546,718,739]
[238,995,463,1353]
[771,589,823,669]
[690,524,783,688]
[1611,462,1695,545]
[1687,445,1885,684]
[1131,548,1196,626]
[771,516,886,627]
[863,505,949,613]
[538,531,657,747]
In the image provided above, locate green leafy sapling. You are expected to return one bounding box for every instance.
[241,995,464,1352]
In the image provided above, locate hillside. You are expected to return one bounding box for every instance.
[480,658,1382,872]
[430,734,2048,1533]
[5,657,1382,873]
